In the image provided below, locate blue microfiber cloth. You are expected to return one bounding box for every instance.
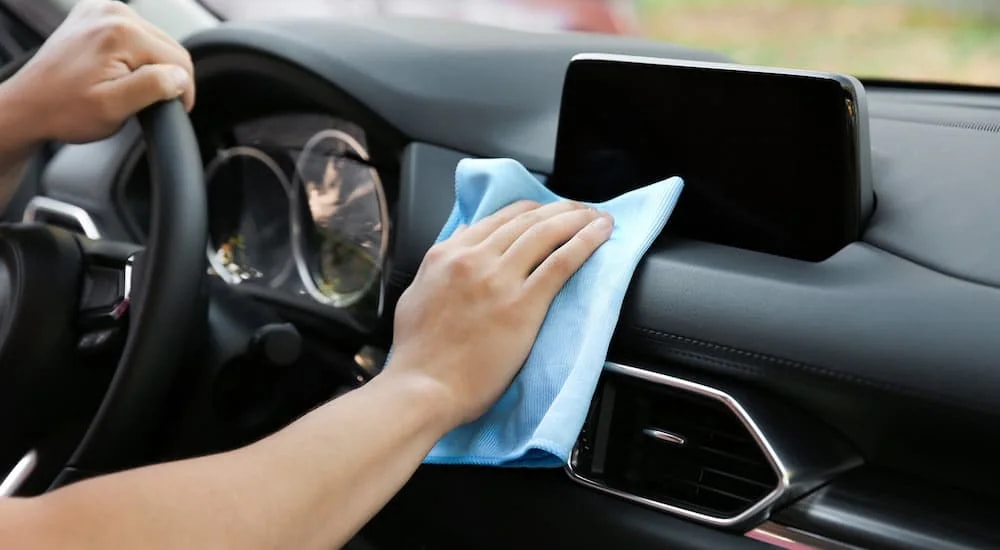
[423,158,684,467]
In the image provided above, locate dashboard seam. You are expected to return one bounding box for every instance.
[871,114,1000,134]
[859,239,1000,291]
[626,325,983,414]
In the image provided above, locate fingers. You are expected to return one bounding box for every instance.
[123,23,195,111]
[502,205,607,275]
[135,26,195,111]
[449,200,539,246]
[480,200,586,253]
[98,63,191,121]
[524,214,614,299]
[87,0,195,112]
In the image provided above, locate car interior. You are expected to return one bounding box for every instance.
[2,0,1000,548]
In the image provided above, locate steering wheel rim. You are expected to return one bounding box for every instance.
[55,100,207,482]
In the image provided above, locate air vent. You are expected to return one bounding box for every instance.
[567,363,789,527]
[591,376,778,517]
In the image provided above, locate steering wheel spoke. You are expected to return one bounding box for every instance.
[76,237,143,354]
[0,100,205,491]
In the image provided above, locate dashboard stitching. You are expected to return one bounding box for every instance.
[627,325,980,413]
[871,114,1000,134]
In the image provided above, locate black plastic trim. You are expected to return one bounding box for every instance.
[776,468,1000,550]
[365,466,775,550]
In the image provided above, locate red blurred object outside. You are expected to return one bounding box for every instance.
[520,0,637,34]
[202,0,638,35]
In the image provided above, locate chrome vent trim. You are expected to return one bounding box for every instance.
[565,362,791,528]
[22,196,101,239]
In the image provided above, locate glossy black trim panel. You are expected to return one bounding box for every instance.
[747,522,861,550]
[776,468,1000,550]
[365,466,775,550]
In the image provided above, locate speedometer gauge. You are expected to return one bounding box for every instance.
[292,129,389,308]
[206,147,295,288]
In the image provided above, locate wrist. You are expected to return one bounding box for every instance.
[0,76,47,156]
[374,361,464,438]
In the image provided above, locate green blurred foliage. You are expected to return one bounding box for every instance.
[633,0,1000,85]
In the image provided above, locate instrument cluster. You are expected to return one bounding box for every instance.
[204,114,389,316]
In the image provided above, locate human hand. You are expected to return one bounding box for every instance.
[388,201,613,428]
[1,0,194,145]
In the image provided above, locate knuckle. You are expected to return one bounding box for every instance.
[92,17,134,47]
[181,50,195,72]
[101,0,131,16]
[581,221,610,244]
[545,252,576,279]
[482,272,506,295]
[151,68,177,96]
[422,243,448,264]
[447,251,478,278]
[515,209,545,229]
[491,200,538,222]
[519,221,549,244]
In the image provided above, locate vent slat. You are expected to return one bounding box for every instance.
[697,445,770,468]
[701,467,775,490]
[644,479,757,506]
[645,418,750,444]
[573,372,782,519]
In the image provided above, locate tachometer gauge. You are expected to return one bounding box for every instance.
[205,147,295,288]
[292,129,389,308]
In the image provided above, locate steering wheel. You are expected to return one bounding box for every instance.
[0,100,206,492]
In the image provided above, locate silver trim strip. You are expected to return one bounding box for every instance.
[0,450,38,497]
[123,255,134,301]
[109,254,136,319]
[642,427,686,446]
[747,522,862,550]
[565,361,790,528]
[22,196,101,239]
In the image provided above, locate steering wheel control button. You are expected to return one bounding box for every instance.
[80,266,124,311]
[77,328,121,355]
[78,255,135,331]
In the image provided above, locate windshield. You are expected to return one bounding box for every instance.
[200,0,1000,86]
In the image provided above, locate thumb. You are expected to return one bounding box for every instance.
[100,63,192,120]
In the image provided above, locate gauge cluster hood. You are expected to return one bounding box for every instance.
[183,17,729,173]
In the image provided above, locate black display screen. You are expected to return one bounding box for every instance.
[549,55,871,261]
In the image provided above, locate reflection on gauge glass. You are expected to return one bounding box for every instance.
[292,129,389,307]
[206,146,295,288]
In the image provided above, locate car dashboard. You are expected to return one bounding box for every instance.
[18,16,1000,550]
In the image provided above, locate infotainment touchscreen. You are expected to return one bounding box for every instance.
[548,54,872,262]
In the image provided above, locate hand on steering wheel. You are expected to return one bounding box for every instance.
[0,0,194,146]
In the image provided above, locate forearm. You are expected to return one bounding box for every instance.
[3,368,453,550]
[0,82,43,211]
